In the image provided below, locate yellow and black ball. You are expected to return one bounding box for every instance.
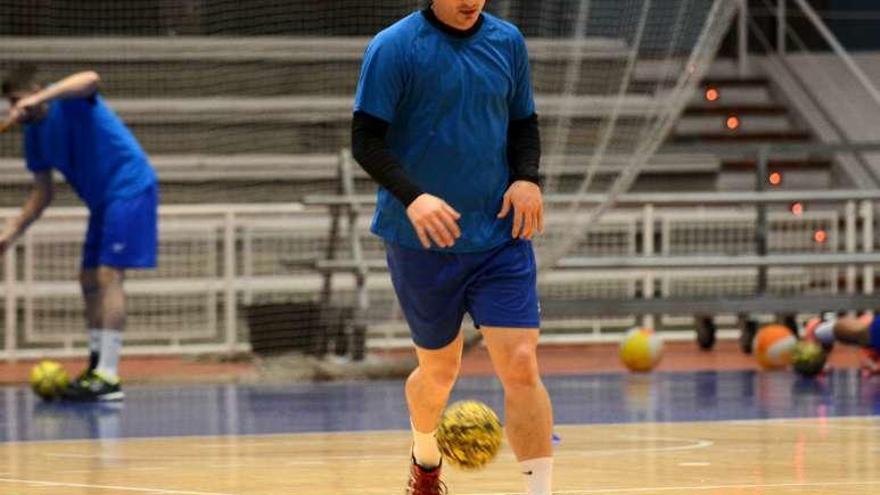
[436,400,503,471]
[792,340,827,378]
[29,360,69,400]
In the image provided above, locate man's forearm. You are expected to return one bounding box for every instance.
[7,190,52,239]
[32,71,100,105]
[351,111,424,206]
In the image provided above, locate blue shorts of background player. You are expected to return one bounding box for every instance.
[869,316,880,352]
[82,184,159,269]
[386,239,540,350]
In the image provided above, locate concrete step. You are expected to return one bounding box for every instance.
[676,115,796,135]
[683,104,788,116]
[689,86,775,106]
[721,158,833,172]
[6,36,633,97]
[0,152,723,207]
[0,95,665,156]
[672,130,812,145]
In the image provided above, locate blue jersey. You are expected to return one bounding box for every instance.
[24,94,156,210]
[354,10,535,253]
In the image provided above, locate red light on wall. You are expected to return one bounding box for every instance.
[705,87,720,102]
[814,229,828,244]
[790,202,804,216]
[726,115,741,131]
[768,172,782,186]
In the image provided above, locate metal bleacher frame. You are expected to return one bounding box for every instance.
[305,142,880,348]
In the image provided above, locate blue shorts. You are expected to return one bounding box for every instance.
[870,316,880,352]
[82,185,159,270]
[385,239,540,350]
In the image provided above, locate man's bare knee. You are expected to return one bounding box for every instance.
[498,346,540,389]
[418,356,461,391]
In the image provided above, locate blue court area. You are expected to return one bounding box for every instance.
[1,369,878,443]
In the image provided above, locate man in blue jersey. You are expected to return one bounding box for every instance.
[1,65,158,401]
[352,1,553,494]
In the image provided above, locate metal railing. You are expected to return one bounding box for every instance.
[5,140,880,357]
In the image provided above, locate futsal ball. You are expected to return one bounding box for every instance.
[791,340,827,378]
[29,360,69,400]
[753,324,797,370]
[619,327,663,372]
[436,400,503,471]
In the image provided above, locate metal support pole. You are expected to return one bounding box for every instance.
[642,204,655,329]
[862,200,875,296]
[738,0,749,77]
[755,147,769,294]
[4,242,15,360]
[777,0,786,55]
[223,211,237,352]
[845,200,857,294]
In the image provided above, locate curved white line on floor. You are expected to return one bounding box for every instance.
[556,435,714,457]
[42,435,713,466]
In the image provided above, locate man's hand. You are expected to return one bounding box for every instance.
[406,194,461,249]
[497,180,544,240]
[9,93,44,124]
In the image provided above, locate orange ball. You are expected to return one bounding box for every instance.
[753,324,797,370]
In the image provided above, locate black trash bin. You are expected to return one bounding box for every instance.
[245,301,326,356]
[245,301,362,358]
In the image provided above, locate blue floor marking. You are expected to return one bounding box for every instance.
[0,369,877,442]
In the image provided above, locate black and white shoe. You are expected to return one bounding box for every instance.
[62,370,124,402]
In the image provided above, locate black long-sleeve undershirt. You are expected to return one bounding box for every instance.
[351,111,424,206]
[351,110,542,207]
[507,113,542,186]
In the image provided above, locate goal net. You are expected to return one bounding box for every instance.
[0,0,736,369]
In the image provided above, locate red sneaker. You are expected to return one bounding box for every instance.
[406,460,447,495]
[860,349,880,376]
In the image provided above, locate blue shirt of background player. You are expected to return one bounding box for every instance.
[23,94,156,211]
[354,10,536,253]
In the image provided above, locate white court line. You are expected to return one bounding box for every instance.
[40,435,712,466]
[5,414,879,446]
[726,415,880,426]
[768,421,880,432]
[0,477,236,495]
[459,479,880,495]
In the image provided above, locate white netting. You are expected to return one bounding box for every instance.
[0,1,742,360]
[533,0,740,270]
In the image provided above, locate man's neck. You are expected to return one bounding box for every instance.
[422,6,483,38]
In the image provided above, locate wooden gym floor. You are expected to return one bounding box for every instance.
[0,368,878,494]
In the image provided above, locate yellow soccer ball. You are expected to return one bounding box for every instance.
[436,400,503,471]
[29,360,69,400]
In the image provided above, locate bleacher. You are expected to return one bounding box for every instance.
[1,36,731,205]
[3,1,873,358]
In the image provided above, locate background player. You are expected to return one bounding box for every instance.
[352,1,553,494]
[1,65,158,401]
[808,313,880,373]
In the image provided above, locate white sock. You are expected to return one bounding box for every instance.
[814,318,836,346]
[411,420,442,469]
[521,457,553,495]
[95,329,122,381]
